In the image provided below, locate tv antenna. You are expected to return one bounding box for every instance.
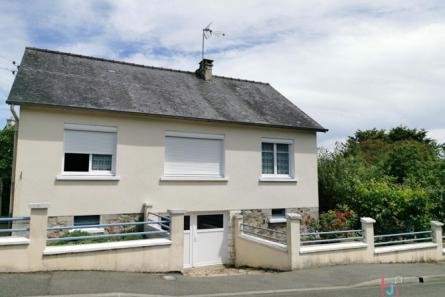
[202,23,225,60]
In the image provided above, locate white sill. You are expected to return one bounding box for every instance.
[300,242,367,254]
[0,237,30,246]
[160,176,228,182]
[268,217,287,224]
[56,175,120,181]
[259,177,298,182]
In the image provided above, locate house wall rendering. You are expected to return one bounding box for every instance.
[12,106,319,217]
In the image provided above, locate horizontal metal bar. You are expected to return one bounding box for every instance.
[0,217,30,222]
[47,230,169,242]
[302,236,364,244]
[374,231,432,239]
[241,224,287,235]
[159,223,170,230]
[375,237,433,246]
[147,212,170,221]
[0,228,29,233]
[242,230,287,244]
[47,220,170,231]
[301,229,362,236]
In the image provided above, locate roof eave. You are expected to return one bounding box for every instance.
[7,100,328,132]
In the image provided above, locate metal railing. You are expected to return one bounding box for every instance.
[301,229,363,245]
[374,230,432,246]
[241,224,287,244]
[0,217,30,234]
[48,215,171,243]
[147,212,171,230]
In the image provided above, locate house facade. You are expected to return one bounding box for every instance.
[6,47,326,267]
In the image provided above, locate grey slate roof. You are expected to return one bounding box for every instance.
[7,47,327,132]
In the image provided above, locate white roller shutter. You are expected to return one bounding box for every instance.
[165,136,223,177]
[64,129,116,155]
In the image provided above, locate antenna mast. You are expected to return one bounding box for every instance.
[201,23,225,60]
[202,23,212,60]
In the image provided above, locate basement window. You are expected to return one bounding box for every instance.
[74,215,100,226]
[269,208,286,223]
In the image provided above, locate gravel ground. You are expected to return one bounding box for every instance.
[183,265,277,277]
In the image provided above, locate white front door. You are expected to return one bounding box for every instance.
[184,212,228,268]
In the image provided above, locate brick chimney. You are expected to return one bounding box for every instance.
[196,59,213,80]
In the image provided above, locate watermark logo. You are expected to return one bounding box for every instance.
[380,275,401,297]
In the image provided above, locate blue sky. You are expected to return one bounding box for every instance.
[1,0,444,148]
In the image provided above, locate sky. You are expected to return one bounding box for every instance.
[0,0,444,149]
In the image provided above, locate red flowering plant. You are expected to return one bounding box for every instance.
[306,205,358,240]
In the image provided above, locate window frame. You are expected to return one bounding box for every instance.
[61,124,118,178]
[162,131,226,180]
[269,208,287,223]
[74,215,101,226]
[261,138,294,179]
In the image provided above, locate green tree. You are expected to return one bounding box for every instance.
[0,125,14,216]
[318,126,445,233]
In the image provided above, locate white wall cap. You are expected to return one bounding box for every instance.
[431,221,444,227]
[0,237,30,246]
[143,202,153,208]
[286,213,302,221]
[28,203,49,209]
[374,242,437,255]
[360,217,376,224]
[234,214,243,220]
[167,209,186,215]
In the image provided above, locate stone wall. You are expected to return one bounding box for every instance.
[241,207,319,231]
[46,213,143,238]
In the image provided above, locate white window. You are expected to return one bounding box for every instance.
[261,138,293,178]
[164,132,224,178]
[63,124,117,176]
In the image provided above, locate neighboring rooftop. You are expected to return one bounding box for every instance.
[6,47,327,132]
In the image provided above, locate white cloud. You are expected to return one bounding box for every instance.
[0,0,444,145]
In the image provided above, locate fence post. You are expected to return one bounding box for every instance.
[286,213,301,270]
[28,203,49,271]
[360,217,376,262]
[167,209,185,271]
[233,213,243,267]
[430,221,443,261]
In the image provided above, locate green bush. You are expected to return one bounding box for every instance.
[318,126,445,234]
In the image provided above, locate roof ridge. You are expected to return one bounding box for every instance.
[25,46,269,85]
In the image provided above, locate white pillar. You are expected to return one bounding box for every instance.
[28,203,49,271]
[233,214,243,267]
[167,209,185,271]
[431,221,444,261]
[360,217,376,262]
[286,213,301,270]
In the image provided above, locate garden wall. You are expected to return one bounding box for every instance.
[0,204,184,272]
[234,214,444,271]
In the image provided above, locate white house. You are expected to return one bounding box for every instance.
[6,47,327,267]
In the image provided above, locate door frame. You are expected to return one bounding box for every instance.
[183,211,228,268]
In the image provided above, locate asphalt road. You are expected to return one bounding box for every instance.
[1,263,444,297]
[246,282,445,297]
